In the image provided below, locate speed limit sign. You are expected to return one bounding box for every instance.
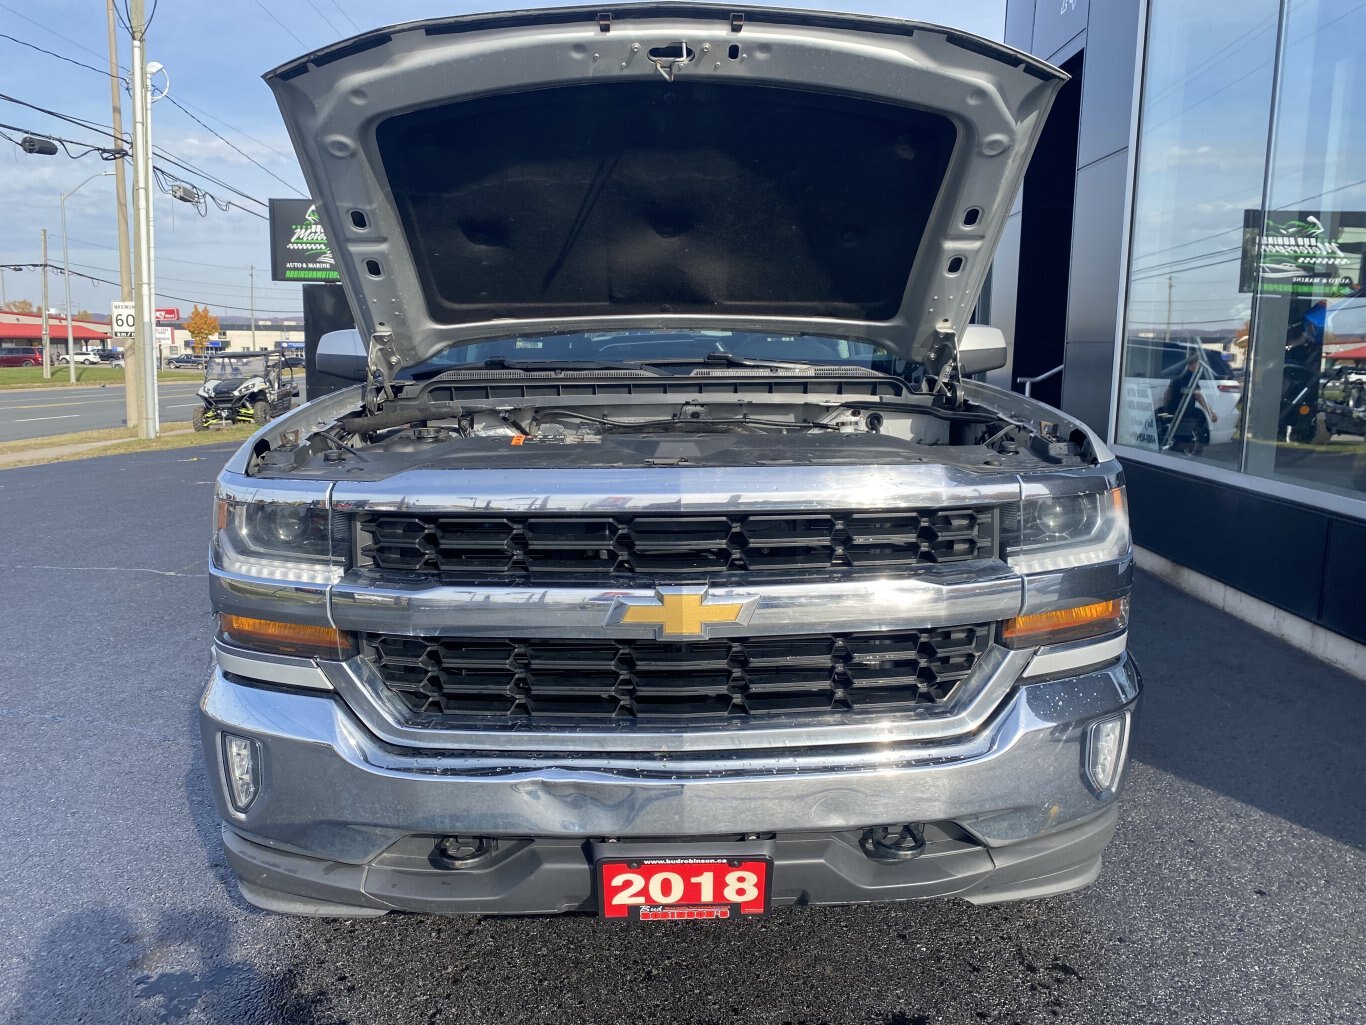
[111,301,136,339]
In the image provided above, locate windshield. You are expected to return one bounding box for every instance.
[207,356,268,379]
[405,330,901,376]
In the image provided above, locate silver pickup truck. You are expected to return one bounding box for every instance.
[203,6,1138,920]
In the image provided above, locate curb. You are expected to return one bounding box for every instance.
[0,429,196,469]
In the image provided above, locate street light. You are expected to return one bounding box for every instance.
[61,171,115,384]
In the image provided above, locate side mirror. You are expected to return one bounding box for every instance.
[959,324,1008,376]
[315,329,367,381]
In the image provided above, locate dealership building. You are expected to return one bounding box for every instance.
[986,0,1364,667]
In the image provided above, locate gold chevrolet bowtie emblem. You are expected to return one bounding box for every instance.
[608,586,760,639]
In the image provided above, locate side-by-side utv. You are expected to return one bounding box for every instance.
[193,352,295,430]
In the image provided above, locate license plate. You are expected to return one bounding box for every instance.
[598,856,772,921]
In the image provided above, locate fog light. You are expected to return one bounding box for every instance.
[222,733,261,812]
[1084,713,1130,795]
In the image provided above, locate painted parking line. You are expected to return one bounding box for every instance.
[14,414,81,423]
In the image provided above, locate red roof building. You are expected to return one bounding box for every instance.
[0,310,110,345]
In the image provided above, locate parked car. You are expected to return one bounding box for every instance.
[92,348,123,362]
[57,350,102,365]
[0,346,44,367]
[201,8,1138,920]
[168,354,207,369]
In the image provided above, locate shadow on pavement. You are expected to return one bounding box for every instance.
[1126,572,1366,850]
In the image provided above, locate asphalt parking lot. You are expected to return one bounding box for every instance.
[1,446,1363,1025]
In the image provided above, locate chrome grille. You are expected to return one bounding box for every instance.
[365,625,992,723]
[359,509,996,582]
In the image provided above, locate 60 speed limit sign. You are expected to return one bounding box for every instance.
[111,301,136,339]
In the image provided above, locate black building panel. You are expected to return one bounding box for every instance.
[1125,461,1329,623]
[1321,519,1366,645]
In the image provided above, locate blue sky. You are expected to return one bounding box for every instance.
[0,0,1005,320]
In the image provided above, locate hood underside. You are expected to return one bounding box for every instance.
[266,4,1064,372]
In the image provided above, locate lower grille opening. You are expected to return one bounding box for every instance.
[364,626,992,724]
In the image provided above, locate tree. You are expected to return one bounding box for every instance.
[185,304,220,354]
[1,299,35,313]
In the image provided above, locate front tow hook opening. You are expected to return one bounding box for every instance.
[860,823,927,862]
[430,835,498,870]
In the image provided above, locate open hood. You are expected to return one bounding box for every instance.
[266,5,1064,374]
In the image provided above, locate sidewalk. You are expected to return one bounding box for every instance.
[0,428,195,469]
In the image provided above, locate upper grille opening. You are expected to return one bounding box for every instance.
[359,508,997,584]
[366,624,992,723]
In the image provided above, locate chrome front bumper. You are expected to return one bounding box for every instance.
[201,651,1139,908]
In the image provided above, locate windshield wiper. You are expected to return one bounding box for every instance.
[408,358,664,379]
[616,353,822,371]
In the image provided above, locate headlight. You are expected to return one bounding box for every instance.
[213,492,344,583]
[1006,486,1129,573]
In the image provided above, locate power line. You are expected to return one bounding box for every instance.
[162,94,305,197]
[302,0,342,36]
[66,238,284,274]
[169,98,299,166]
[0,2,112,65]
[0,31,121,80]
[327,0,362,33]
[63,259,301,293]
[0,91,127,141]
[251,0,309,49]
[0,121,126,160]
[0,30,306,193]
[2,263,305,314]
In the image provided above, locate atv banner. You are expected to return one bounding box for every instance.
[269,199,340,283]
[1239,209,1366,299]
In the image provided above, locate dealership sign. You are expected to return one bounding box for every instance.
[269,199,339,282]
[155,307,180,322]
[1239,210,1365,299]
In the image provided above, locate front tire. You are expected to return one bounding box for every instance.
[191,406,209,432]
[252,400,270,426]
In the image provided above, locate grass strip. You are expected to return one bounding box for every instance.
[0,423,256,469]
[0,367,202,389]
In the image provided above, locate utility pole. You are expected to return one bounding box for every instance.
[108,0,139,427]
[1164,275,1173,345]
[40,230,51,379]
[129,0,159,437]
[249,265,257,349]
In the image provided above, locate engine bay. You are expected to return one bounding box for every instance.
[250,370,1099,480]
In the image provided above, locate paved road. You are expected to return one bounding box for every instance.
[0,447,1363,1025]
[0,381,206,444]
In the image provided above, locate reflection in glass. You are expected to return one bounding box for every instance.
[1118,0,1279,468]
[1244,0,1366,497]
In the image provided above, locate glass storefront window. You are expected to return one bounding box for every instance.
[1120,0,1366,503]
[1117,0,1279,468]
[1243,0,1366,498]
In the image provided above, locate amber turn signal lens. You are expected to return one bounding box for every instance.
[1002,597,1128,648]
[218,614,353,658]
